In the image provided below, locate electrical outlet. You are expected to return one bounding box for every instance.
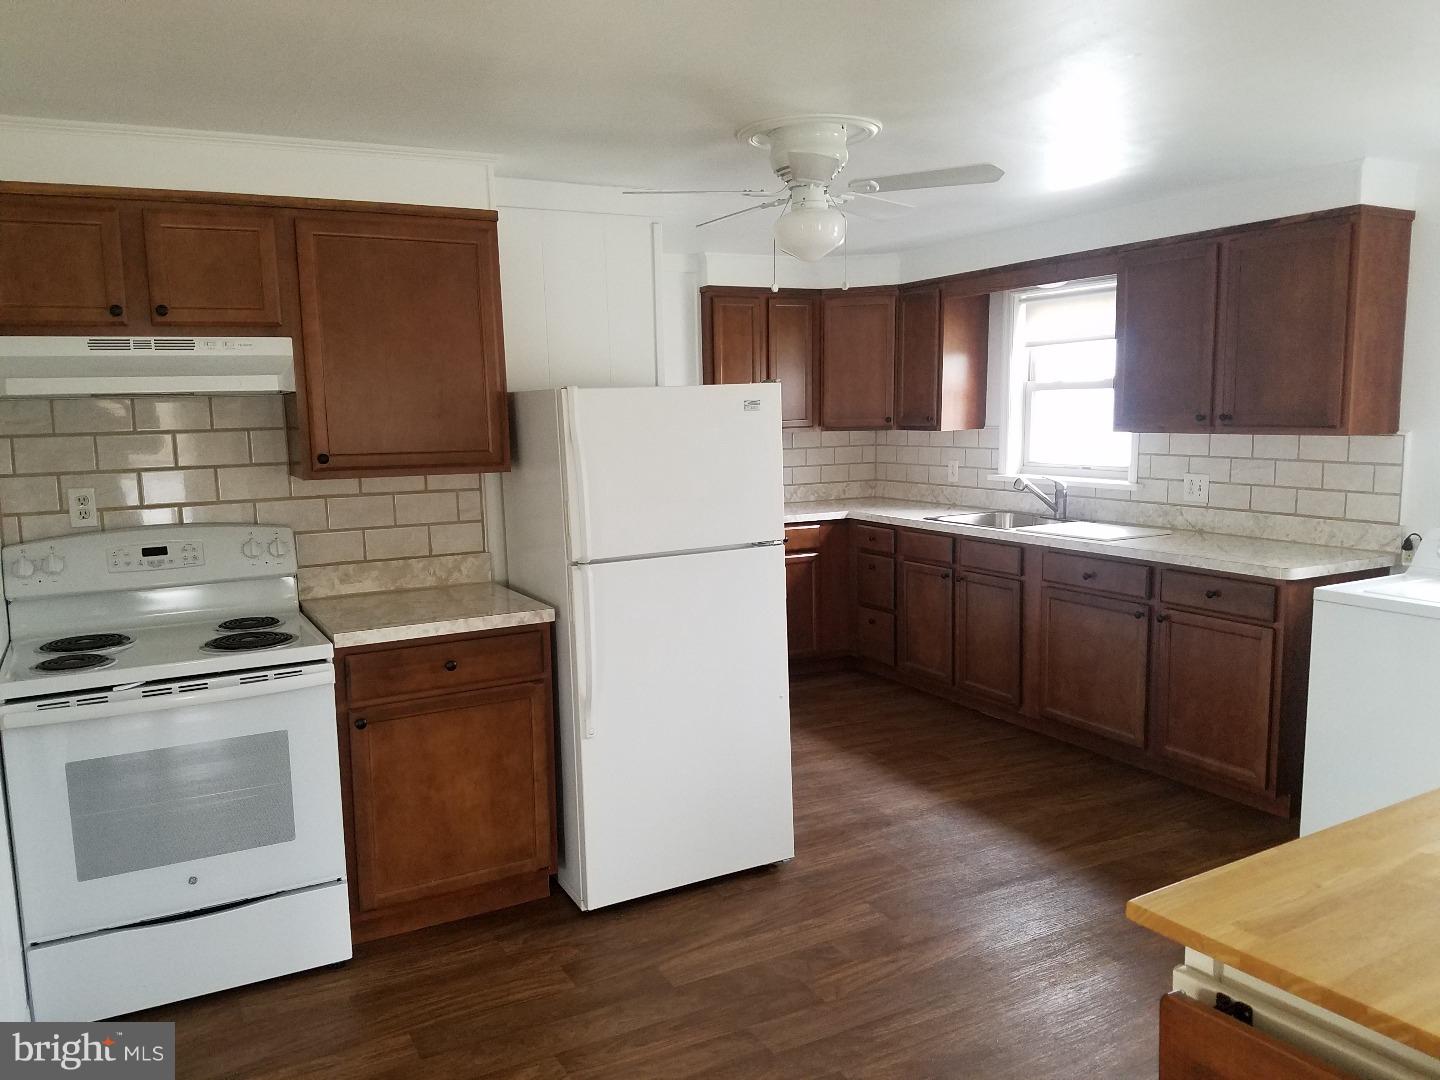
[1182,473,1209,504]
[946,461,961,483]
[67,487,98,528]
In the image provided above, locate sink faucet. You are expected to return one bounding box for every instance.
[1013,476,1068,520]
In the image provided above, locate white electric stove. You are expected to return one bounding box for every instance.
[0,525,351,1021]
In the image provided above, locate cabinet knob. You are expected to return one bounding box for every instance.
[154,304,169,317]
[1156,613,1169,623]
[1081,571,1096,581]
[1133,610,1146,619]
[108,303,123,317]
[940,572,950,580]
[354,717,367,730]
[1218,413,1233,422]
[1205,589,1221,599]
[925,415,933,423]
[884,417,892,424]
[867,617,876,625]
[316,453,330,464]
[444,660,458,672]
[1194,412,1207,422]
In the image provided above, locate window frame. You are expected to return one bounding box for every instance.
[999,276,1137,485]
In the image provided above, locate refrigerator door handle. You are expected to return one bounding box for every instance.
[574,563,599,739]
[561,389,593,563]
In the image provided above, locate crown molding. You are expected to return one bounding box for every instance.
[0,114,501,166]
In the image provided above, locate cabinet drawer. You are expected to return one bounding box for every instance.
[784,523,826,553]
[1161,570,1276,622]
[959,538,1025,577]
[346,629,548,704]
[1043,551,1150,599]
[853,524,896,554]
[856,608,895,666]
[855,553,896,611]
[898,529,954,565]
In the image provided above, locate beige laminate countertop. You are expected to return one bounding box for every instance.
[1127,789,1440,1058]
[302,582,555,649]
[784,499,1396,581]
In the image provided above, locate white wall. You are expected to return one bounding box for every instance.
[1398,163,1440,534]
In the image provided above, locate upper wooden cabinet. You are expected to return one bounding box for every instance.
[0,196,129,326]
[1115,207,1412,435]
[141,207,283,326]
[820,289,897,429]
[895,285,989,431]
[701,287,819,427]
[293,212,509,476]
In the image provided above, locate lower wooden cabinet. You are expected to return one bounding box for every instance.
[1158,993,1353,1079]
[336,624,556,941]
[956,571,1022,706]
[1038,586,1150,747]
[898,560,954,683]
[784,551,820,656]
[784,522,850,661]
[1152,607,1275,790]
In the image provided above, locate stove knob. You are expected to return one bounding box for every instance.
[241,539,262,559]
[268,538,290,558]
[41,553,65,575]
[12,555,34,578]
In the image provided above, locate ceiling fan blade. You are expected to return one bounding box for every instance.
[841,194,914,222]
[849,191,914,209]
[847,163,1004,194]
[696,198,787,228]
[622,188,778,196]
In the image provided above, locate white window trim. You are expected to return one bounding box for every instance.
[994,278,1138,487]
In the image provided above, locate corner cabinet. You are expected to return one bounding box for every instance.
[293,212,509,477]
[820,289,897,429]
[700,287,819,428]
[336,624,556,942]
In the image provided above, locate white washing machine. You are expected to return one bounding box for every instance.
[1302,536,1435,835]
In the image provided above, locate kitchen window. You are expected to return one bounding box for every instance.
[1001,277,1135,482]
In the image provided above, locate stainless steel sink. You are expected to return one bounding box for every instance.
[924,511,1055,530]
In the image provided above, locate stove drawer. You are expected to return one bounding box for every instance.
[345,627,549,704]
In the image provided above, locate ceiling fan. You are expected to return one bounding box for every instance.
[623,114,1003,261]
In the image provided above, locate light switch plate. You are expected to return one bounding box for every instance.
[946,461,961,483]
[1182,473,1209,504]
[67,487,98,528]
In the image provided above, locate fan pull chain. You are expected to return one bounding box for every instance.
[772,237,780,292]
[841,214,850,290]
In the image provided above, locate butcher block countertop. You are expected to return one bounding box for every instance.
[302,582,555,648]
[1127,789,1440,1058]
[785,498,1396,581]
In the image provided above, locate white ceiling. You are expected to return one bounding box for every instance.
[6,0,1440,255]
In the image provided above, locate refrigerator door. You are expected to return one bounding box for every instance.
[568,544,794,910]
[563,384,784,562]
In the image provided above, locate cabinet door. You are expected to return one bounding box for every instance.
[938,289,989,431]
[784,551,820,658]
[704,293,766,385]
[1039,586,1149,746]
[899,560,954,682]
[348,683,553,911]
[142,207,283,326]
[1115,240,1219,432]
[1152,608,1275,790]
[896,285,941,429]
[768,293,818,427]
[294,213,508,473]
[0,197,129,326]
[1216,218,1352,431]
[820,291,897,428]
[956,571,1021,706]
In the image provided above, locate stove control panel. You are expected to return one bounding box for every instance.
[108,540,205,573]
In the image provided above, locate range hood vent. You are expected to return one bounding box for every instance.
[0,337,296,396]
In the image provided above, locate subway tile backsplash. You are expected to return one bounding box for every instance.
[0,395,491,597]
[784,428,1407,552]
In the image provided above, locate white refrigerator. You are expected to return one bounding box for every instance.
[503,384,795,911]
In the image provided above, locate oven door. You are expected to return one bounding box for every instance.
[2,669,344,945]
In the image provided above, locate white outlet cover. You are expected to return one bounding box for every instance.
[1182,473,1209,504]
[67,487,98,528]
[946,461,961,483]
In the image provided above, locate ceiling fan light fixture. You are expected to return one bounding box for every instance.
[773,202,846,261]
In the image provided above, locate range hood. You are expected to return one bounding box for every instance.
[0,337,296,396]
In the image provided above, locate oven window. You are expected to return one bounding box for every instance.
[65,731,297,881]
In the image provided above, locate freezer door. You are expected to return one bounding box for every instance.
[570,545,794,910]
[564,384,784,562]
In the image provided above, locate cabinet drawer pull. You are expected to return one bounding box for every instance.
[354,717,367,730]
[1081,571,1097,580]
[1156,613,1169,623]
[444,659,458,671]
[1205,589,1221,599]
[154,304,169,317]
[108,303,123,317]
[1133,610,1146,619]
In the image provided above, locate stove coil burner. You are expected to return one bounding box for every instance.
[38,633,133,654]
[216,616,284,632]
[32,653,116,674]
[203,630,296,653]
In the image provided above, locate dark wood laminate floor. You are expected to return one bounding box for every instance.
[138,671,1295,1079]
